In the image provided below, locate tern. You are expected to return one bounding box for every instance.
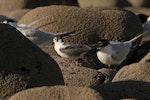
[22,29,76,48]
[53,36,92,59]
[96,31,148,67]
[141,16,150,43]
[137,14,150,43]
[2,15,75,48]
[142,16,150,31]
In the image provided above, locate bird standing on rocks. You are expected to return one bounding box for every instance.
[20,28,76,48]
[96,31,148,67]
[53,36,92,59]
[137,14,150,43]
[2,15,75,48]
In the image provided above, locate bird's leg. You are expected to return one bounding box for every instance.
[107,65,111,82]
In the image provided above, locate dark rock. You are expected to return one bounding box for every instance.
[0,24,64,98]
[92,80,150,100]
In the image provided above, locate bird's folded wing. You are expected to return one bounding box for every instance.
[110,43,131,62]
[59,43,90,56]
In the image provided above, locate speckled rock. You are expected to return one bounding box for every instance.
[19,5,143,68]
[98,68,117,83]
[112,51,150,82]
[51,55,105,87]
[0,24,64,98]
[8,86,103,100]
[77,0,131,8]
[127,0,150,7]
[93,80,150,100]
[19,6,143,42]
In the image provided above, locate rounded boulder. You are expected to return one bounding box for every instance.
[0,24,64,98]
[8,86,103,100]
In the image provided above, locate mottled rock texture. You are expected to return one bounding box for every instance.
[19,5,143,69]
[113,51,150,82]
[0,24,64,98]
[93,81,150,100]
[8,86,103,100]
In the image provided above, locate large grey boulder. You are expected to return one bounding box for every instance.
[112,51,150,82]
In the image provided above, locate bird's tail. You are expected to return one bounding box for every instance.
[27,15,52,27]
[34,21,57,29]
[128,31,149,43]
[87,39,110,52]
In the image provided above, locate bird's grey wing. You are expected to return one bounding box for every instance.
[143,21,150,31]
[23,29,51,38]
[29,30,54,45]
[110,42,131,62]
[9,23,32,36]
[22,29,37,37]
[60,43,91,57]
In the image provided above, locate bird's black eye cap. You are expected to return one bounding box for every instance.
[6,19,16,23]
[98,39,109,47]
[56,35,64,42]
[137,14,148,24]
[56,35,62,39]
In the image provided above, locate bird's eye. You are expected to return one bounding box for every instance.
[53,37,58,41]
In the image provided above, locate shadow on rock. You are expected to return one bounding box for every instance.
[0,24,64,98]
[92,80,150,100]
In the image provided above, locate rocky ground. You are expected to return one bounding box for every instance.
[0,0,150,100]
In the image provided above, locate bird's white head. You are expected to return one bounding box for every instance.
[53,36,64,44]
[147,16,150,22]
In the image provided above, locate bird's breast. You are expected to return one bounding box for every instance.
[54,44,69,58]
[97,51,113,65]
